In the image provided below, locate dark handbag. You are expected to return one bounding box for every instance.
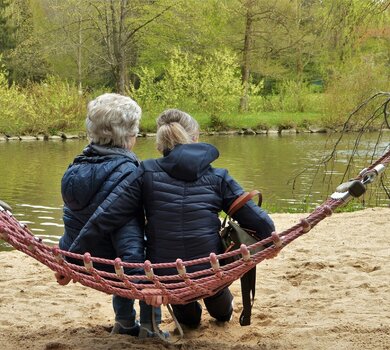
[219,190,263,326]
[220,190,263,260]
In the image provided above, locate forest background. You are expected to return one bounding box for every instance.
[0,0,389,135]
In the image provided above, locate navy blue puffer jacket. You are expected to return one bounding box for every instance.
[60,144,145,272]
[71,143,275,274]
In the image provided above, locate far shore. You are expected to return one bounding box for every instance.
[1,127,389,142]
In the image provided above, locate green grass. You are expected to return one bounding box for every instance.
[139,110,323,133]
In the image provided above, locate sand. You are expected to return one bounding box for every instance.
[0,208,389,350]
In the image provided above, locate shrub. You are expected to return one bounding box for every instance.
[322,55,390,129]
[0,62,31,135]
[26,76,86,134]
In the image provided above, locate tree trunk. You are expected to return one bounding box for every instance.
[295,0,304,112]
[240,3,253,112]
[77,14,83,95]
[117,54,127,94]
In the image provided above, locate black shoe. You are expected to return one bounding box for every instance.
[111,321,140,336]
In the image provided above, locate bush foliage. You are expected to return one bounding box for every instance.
[0,60,86,135]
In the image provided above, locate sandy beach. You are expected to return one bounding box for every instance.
[0,208,389,350]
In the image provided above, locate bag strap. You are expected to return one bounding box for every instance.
[226,190,262,326]
[239,267,256,326]
[228,190,262,217]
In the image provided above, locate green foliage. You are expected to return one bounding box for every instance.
[208,115,229,131]
[26,76,86,134]
[129,66,164,112]
[1,0,389,134]
[5,0,49,85]
[322,56,390,128]
[0,61,86,135]
[0,60,31,134]
[249,84,325,115]
[196,49,243,115]
[131,48,243,119]
[0,0,15,52]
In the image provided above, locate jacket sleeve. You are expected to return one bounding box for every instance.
[220,170,275,241]
[111,214,145,275]
[69,167,145,256]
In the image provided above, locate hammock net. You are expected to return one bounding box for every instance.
[0,147,389,305]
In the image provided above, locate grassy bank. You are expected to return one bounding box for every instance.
[139,110,323,133]
[0,73,387,136]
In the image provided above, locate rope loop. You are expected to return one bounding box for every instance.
[176,258,187,277]
[300,219,311,233]
[209,252,223,278]
[114,258,125,278]
[52,246,64,264]
[271,231,283,248]
[240,244,251,262]
[322,205,332,217]
[83,253,93,272]
[144,260,154,279]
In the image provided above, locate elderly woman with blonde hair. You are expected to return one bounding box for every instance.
[56,93,164,338]
[72,108,275,328]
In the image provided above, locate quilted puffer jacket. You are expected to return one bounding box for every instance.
[71,143,275,274]
[59,143,145,272]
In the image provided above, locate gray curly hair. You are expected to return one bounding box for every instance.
[86,93,141,148]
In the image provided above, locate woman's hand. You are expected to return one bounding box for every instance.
[55,272,72,286]
[143,288,169,307]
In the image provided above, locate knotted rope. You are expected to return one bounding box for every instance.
[0,149,389,304]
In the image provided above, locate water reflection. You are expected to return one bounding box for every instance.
[0,132,388,250]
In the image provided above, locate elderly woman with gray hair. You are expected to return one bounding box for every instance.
[56,93,164,338]
[71,109,275,329]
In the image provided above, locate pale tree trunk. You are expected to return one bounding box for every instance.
[295,0,304,112]
[110,0,128,94]
[77,14,83,95]
[240,1,253,112]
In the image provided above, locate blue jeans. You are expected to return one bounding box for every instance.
[112,295,161,326]
[171,287,233,327]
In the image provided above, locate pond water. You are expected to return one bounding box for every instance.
[0,132,388,250]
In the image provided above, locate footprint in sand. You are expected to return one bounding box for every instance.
[254,312,274,326]
[44,342,68,350]
[348,260,381,273]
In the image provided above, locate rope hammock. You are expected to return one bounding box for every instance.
[0,148,389,305]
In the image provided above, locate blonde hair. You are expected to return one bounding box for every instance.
[86,93,141,148]
[156,109,199,152]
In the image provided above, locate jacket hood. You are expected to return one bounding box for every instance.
[156,143,219,181]
[61,144,138,210]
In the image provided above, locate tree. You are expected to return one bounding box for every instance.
[0,0,15,54]
[222,0,318,111]
[82,0,175,94]
[6,0,49,85]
